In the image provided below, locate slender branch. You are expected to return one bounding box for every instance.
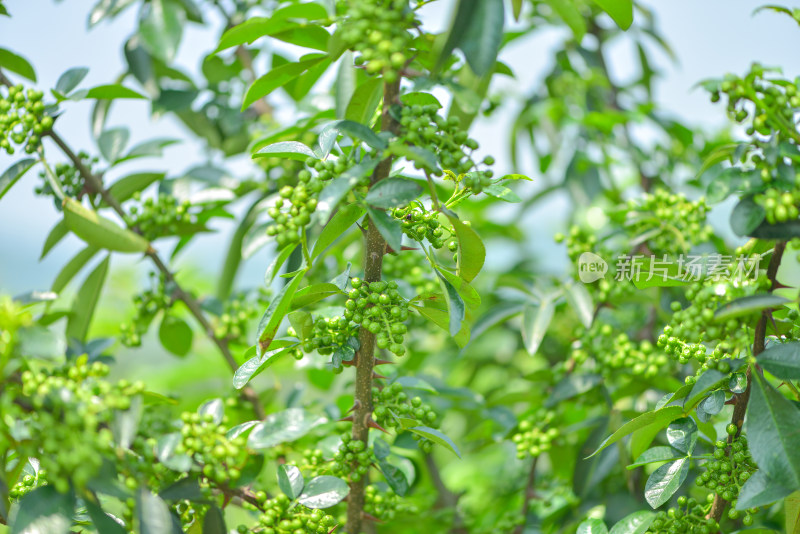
[513,456,539,534]
[424,454,467,534]
[707,241,786,524]
[344,78,401,534]
[34,119,267,419]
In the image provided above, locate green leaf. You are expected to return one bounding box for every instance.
[591,0,634,30]
[578,518,609,534]
[137,488,175,534]
[253,141,317,161]
[627,446,686,470]
[85,499,126,534]
[55,67,89,95]
[546,374,602,407]
[10,486,74,534]
[0,47,36,81]
[297,476,349,509]
[435,270,466,337]
[41,220,69,260]
[697,390,725,422]
[588,406,685,458]
[312,203,365,259]
[387,143,439,171]
[367,206,403,253]
[408,426,461,458]
[745,372,800,490]
[140,0,184,63]
[608,511,655,534]
[345,78,383,125]
[248,408,328,449]
[413,303,470,348]
[366,177,423,209]
[759,341,800,380]
[482,183,521,203]
[751,220,800,239]
[202,505,226,534]
[215,5,328,51]
[714,294,790,321]
[0,158,36,200]
[393,376,437,393]
[436,268,481,310]
[98,127,130,163]
[270,25,330,51]
[66,255,110,342]
[546,0,587,40]
[84,83,147,100]
[684,369,726,410]
[565,282,594,328]
[234,345,294,389]
[444,212,485,283]
[198,398,224,425]
[522,297,555,355]
[277,465,304,500]
[332,119,387,150]
[737,469,794,510]
[377,458,409,496]
[158,315,193,357]
[108,172,165,202]
[399,92,442,109]
[731,197,766,237]
[112,395,143,449]
[118,139,178,162]
[52,245,99,293]
[785,491,800,534]
[290,283,343,310]
[17,325,66,360]
[439,0,504,76]
[255,270,307,355]
[63,197,149,253]
[666,417,698,455]
[242,54,327,110]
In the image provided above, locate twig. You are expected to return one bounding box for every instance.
[513,456,539,534]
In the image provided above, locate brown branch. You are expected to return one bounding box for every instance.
[513,456,539,534]
[424,454,467,534]
[707,241,786,525]
[344,78,401,534]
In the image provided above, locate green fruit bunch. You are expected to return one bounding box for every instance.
[298,448,327,477]
[175,411,250,485]
[0,84,51,155]
[372,382,437,452]
[124,191,197,241]
[346,278,409,357]
[382,251,438,294]
[266,168,321,248]
[7,469,47,501]
[708,64,799,139]
[34,152,97,208]
[646,495,720,534]
[572,323,670,379]
[300,315,358,358]
[332,432,376,482]
[213,294,260,344]
[17,356,145,493]
[340,0,416,82]
[120,272,173,347]
[398,104,490,176]
[239,494,338,534]
[696,433,759,524]
[623,188,712,255]
[754,181,800,224]
[555,226,628,302]
[391,203,455,250]
[511,410,558,460]
[364,484,417,521]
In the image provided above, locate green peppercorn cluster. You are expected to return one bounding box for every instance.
[510,411,558,460]
[346,278,409,356]
[35,152,97,207]
[120,272,173,347]
[572,324,670,379]
[695,432,758,524]
[332,432,375,482]
[646,495,720,534]
[754,182,800,224]
[124,191,196,241]
[398,104,490,175]
[240,494,338,534]
[708,64,799,140]
[266,165,323,247]
[298,448,327,477]
[213,294,260,343]
[8,469,47,500]
[391,204,455,250]
[341,0,416,82]
[301,315,357,357]
[372,382,437,452]
[364,485,417,521]
[382,251,438,295]
[555,226,628,302]
[175,412,249,485]
[625,189,712,254]
[0,84,51,155]
[18,356,145,493]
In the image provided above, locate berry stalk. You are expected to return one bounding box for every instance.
[345,78,401,534]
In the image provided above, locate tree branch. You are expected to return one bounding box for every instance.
[707,241,786,525]
[513,456,539,534]
[344,78,401,534]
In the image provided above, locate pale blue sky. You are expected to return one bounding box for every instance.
[1,0,798,294]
